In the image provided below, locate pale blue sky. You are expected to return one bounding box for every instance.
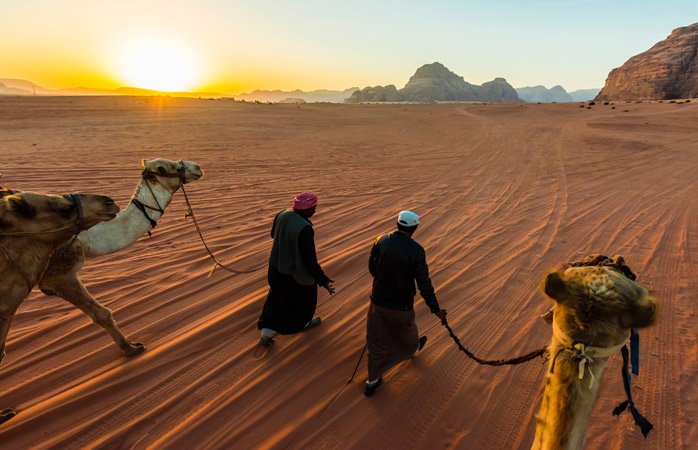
[1,0,696,92]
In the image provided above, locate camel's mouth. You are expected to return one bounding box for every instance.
[189,167,203,181]
[100,202,121,220]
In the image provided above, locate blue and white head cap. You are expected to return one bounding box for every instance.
[397,210,419,227]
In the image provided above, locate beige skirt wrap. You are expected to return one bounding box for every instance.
[366,302,419,381]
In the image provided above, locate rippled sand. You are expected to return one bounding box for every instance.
[1,97,697,449]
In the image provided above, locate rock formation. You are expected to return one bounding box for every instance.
[345,62,521,103]
[399,63,481,102]
[479,78,521,103]
[236,88,358,103]
[344,85,404,103]
[516,85,574,103]
[596,22,698,101]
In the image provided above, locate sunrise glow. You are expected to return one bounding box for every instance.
[113,36,201,92]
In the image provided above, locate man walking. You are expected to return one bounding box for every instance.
[257,192,335,346]
[364,210,446,396]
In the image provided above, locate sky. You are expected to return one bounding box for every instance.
[1,0,696,94]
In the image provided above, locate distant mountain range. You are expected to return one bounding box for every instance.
[0,78,359,103]
[345,62,521,103]
[1,72,600,103]
[234,88,358,103]
[0,79,225,98]
[516,85,600,102]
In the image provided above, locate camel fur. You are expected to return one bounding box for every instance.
[39,159,203,357]
[532,255,657,450]
[0,189,119,424]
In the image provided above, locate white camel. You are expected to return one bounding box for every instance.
[39,158,203,356]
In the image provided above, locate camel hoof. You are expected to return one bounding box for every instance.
[0,408,17,425]
[123,342,146,357]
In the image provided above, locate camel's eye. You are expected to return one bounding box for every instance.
[59,204,76,218]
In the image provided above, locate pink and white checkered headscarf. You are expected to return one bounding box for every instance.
[293,192,318,210]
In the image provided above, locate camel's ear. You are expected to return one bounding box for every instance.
[543,270,566,302]
[142,159,150,168]
[5,196,36,218]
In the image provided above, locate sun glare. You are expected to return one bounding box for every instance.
[114,36,201,92]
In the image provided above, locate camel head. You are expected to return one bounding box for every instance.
[0,191,120,238]
[542,257,657,348]
[141,158,203,192]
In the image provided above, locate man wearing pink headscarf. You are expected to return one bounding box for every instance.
[257,192,335,346]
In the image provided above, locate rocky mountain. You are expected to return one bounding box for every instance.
[479,78,521,102]
[516,85,573,102]
[344,85,403,103]
[398,63,481,101]
[596,22,698,101]
[568,88,601,102]
[345,62,521,103]
[235,88,358,103]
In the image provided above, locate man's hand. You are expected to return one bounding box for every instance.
[323,279,335,295]
[434,309,447,324]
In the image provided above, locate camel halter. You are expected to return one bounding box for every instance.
[130,161,265,275]
[550,317,630,388]
[132,161,188,236]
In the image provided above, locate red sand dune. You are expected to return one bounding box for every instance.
[1,97,697,449]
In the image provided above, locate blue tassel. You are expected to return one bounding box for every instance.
[612,345,653,437]
[630,329,640,376]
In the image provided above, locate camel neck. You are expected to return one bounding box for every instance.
[77,179,177,256]
[532,333,611,450]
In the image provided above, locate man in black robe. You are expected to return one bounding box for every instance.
[364,210,446,396]
[257,192,334,346]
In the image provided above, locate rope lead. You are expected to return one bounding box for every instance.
[441,316,548,366]
[180,184,267,276]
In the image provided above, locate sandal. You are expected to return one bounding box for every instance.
[302,316,322,332]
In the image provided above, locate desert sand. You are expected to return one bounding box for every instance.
[0,96,696,449]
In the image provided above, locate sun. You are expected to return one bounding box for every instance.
[114,36,201,92]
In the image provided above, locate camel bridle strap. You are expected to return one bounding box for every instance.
[549,318,629,388]
[131,199,159,233]
[132,163,186,235]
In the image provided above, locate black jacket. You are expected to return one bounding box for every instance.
[368,231,440,312]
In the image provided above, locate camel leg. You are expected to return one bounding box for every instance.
[39,273,146,357]
[0,294,23,425]
[0,291,24,367]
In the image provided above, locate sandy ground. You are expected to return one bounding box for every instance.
[0,96,697,449]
